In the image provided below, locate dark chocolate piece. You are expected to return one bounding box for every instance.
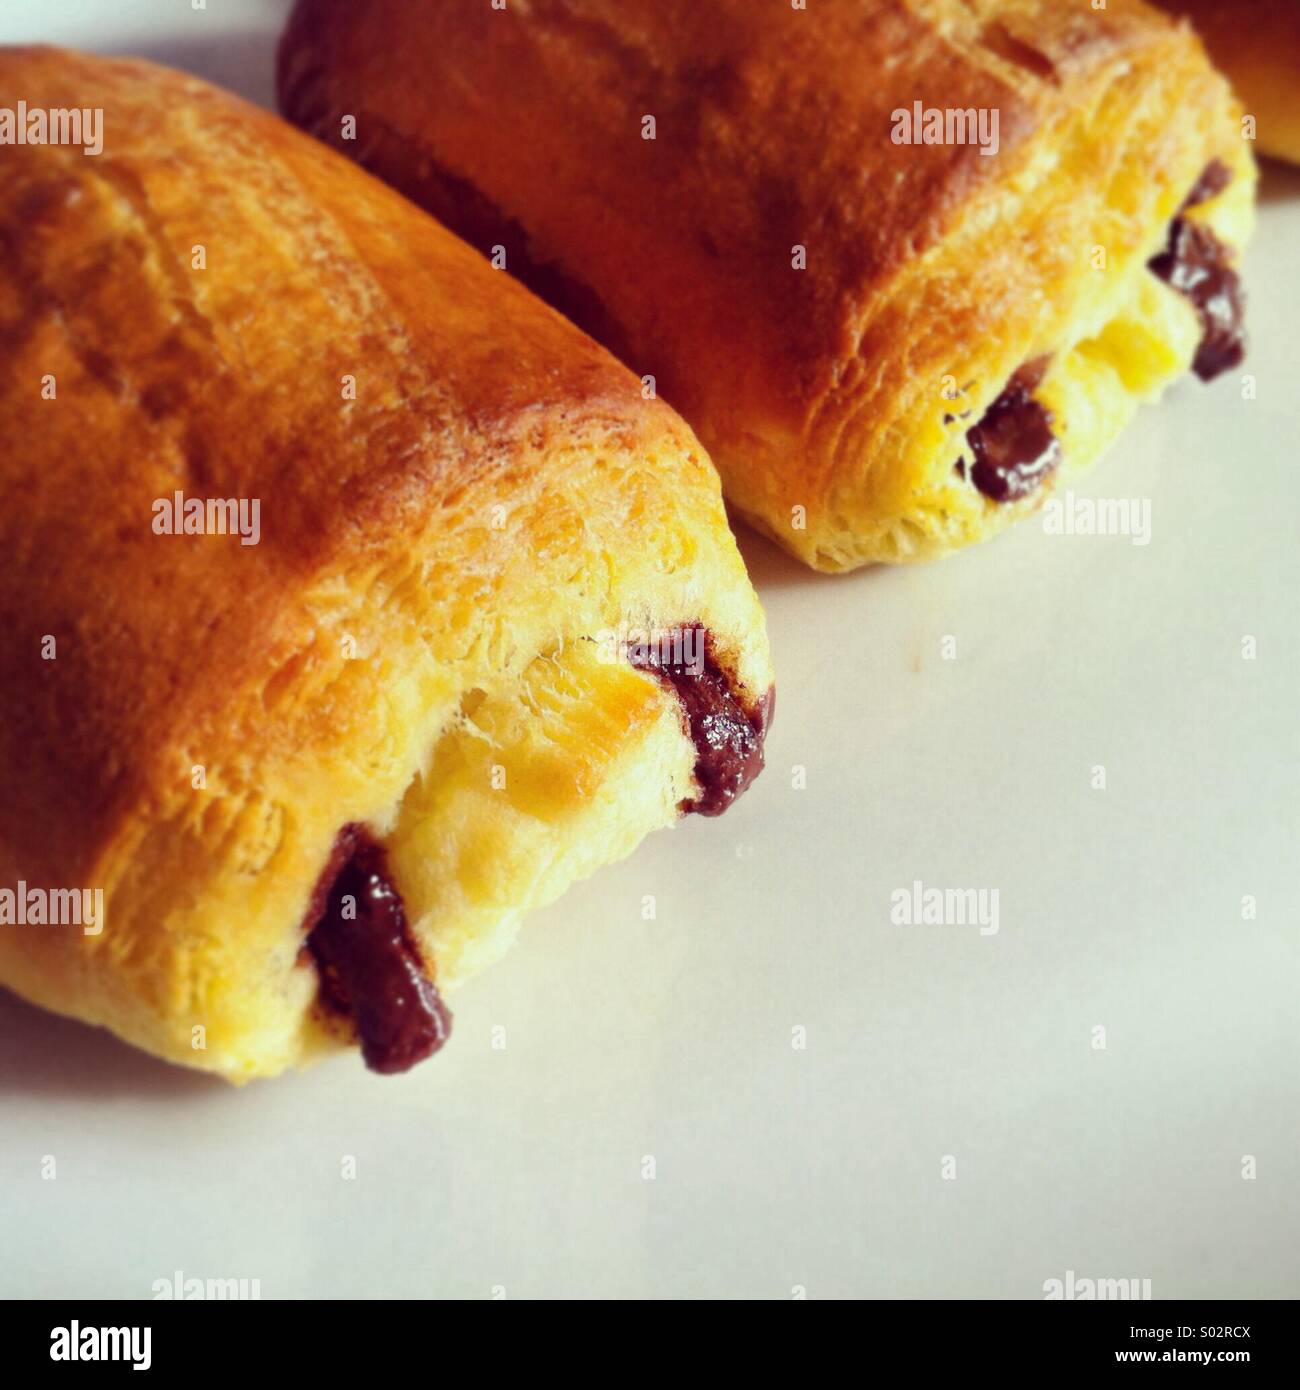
[1180,159,1233,213]
[1147,161,1245,382]
[306,825,451,1074]
[962,357,1061,503]
[1149,220,1245,380]
[628,626,771,817]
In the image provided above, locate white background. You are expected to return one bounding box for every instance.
[1,0,1296,1299]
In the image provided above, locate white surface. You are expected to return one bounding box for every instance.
[1,1,1297,1300]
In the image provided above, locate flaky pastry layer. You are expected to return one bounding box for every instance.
[279,0,1256,571]
[0,48,772,1079]
[1151,0,1300,164]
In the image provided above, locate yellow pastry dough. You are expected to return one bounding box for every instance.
[280,0,1256,571]
[0,48,773,1081]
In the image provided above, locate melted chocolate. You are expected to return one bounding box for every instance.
[628,626,771,817]
[962,357,1061,503]
[306,825,451,1074]
[1147,160,1245,382]
[1181,159,1233,213]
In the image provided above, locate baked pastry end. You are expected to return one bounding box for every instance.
[0,47,774,1082]
[278,0,1259,571]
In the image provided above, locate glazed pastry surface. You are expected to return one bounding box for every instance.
[0,47,772,1080]
[1151,0,1300,164]
[280,0,1256,570]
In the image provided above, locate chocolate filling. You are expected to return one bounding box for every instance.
[628,625,772,817]
[305,825,451,1075]
[954,163,1242,503]
[961,357,1061,503]
[301,631,769,1067]
[1147,159,1245,382]
[1181,159,1233,210]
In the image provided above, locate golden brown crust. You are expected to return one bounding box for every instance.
[0,47,772,1078]
[1150,0,1300,162]
[279,0,1254,569]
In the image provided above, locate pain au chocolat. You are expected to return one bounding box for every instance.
[279,0,1256,571]
[0,48,772,1081]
